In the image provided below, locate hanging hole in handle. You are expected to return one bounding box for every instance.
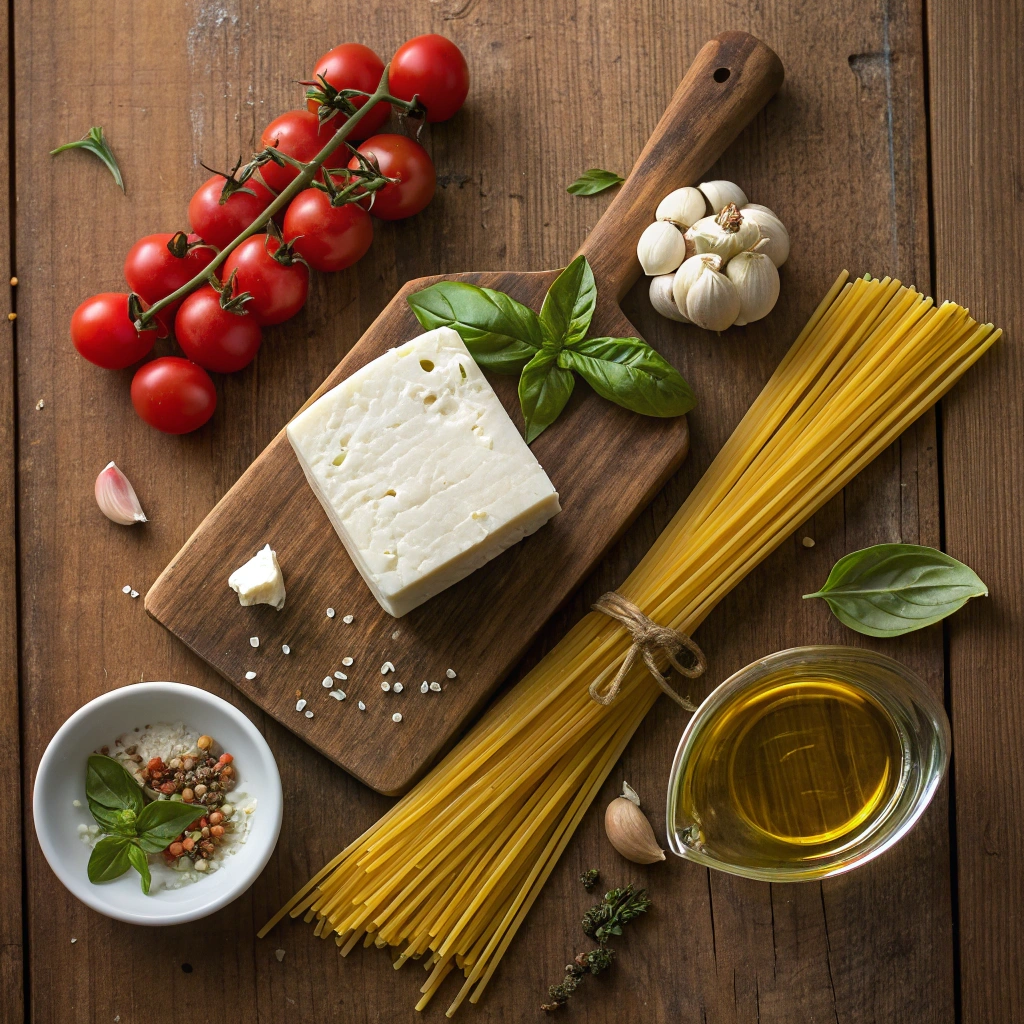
[713,67,731,83]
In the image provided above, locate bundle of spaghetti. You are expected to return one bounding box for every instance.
[260,272,999,1015]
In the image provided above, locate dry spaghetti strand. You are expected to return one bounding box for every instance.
[260,272,999,1016]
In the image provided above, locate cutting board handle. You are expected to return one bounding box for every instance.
[574,32,784,304]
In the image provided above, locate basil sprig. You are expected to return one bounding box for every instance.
[804,543,988,637]
[408,256,696,443]
[84,754,202,894]
[567,168,624,196]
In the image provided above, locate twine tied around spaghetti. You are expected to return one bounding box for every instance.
[590,592,706,710]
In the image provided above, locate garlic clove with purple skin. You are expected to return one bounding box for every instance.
[95,461,148,525]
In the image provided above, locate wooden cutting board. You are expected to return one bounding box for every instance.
[146,32,783,795]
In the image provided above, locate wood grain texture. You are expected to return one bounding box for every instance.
[928,2,1024,1021]
[11,0,968,1021]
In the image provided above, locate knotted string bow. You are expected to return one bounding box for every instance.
[590,592,706,710]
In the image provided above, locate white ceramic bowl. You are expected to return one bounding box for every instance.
[33,681,283,925]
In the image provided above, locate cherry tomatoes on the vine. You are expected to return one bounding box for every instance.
[283,191,374,273]
[306,43,390,140]
[347,135,435,220]
[188,175,275,251]
[259,110,349,193]
[221,235,310,325]
[124,233,215,330]
[131,357,217,434]
[389,35,469,122]
[174,285,263,373]
[71,293,154,370]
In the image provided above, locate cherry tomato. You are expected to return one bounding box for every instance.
[123,233,215,333]
[174,285,262,373]
[71,293,154,370]
[347,135,435,220]
[389,35,469,123]
[131,357,217,434]
[306,43,390,141]
[221,235,309,325]
[188,175,275,251]
[259,110,349,193]
[283,191,373,272]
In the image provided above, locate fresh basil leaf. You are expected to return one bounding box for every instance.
[86,754,144,818]
[50,127,125,193]
[87,835,133,884]
[136,799,205,847]
[539,256,596,351]
[127,842,152,895]
[407,281,542,374]
[567,168,624,196]
[559,337,696,418]
[519,350,575,444]
[804,543,988,637]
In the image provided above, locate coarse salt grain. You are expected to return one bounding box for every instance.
[381,680,391,692]
[282,644,291,654]
[342,657,353,667]
[446,669,457,679]
[343,614,354,624]
[392,630,400,640]
[358,701,366,711]
[250,636,260,648]
[429,681,441,692]
[274,949,286,962]
[130,590,139,599]
[304,710,314,719]
[802,536,816,548]
[326,608,336,618]
[420,681,429,693]
[245,671,257,680]
[322,677,333,688]
[381,661,394,674]
[393,682,403,693]
[295,699,307,712]
[71,938,77,944]
[329,690,346,701]
[122,585,131,594]
[392,713,402,723]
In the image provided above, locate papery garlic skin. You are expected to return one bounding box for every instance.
[726,248,781,325]
[649,274,690,322]
[636,220,687,275]
[95,461,148,526]
[740,204,790,267]
[686,257,741,331]
[672,253,721,319]
[656,186,707,229]
[688,204,761,263]
[698,179,748,213]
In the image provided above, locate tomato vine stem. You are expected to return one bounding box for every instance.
[135,66,414,330]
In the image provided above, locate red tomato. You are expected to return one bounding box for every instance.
[123,233,215,335]
[221,235,310,325]
[347,135,435,220]
[389,35,469,122]
[283,191,373,272]
[188,175,275,251]
[71,293,154,370]
[174,285,262,373]
[259,110,349,193]
[131,357,217,434]
[306,43,390,140]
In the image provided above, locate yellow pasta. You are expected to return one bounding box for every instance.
[260,273,999,1015]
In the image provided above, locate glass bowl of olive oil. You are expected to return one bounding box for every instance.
[666,647,949,881]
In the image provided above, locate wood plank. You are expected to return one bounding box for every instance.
[15,0,951,1021]
[0,0,25,1017]
[928,2,1024,1021]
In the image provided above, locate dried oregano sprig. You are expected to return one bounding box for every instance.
[579,868,600,891]
[541,881,652,1012]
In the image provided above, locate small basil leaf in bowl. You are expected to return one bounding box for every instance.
[136,799,206,848]
[127,843,152,895]
[87,835,134,884]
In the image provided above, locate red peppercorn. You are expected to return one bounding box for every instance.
[182,837,195,852]
[169,841,184,857]
[210,825,225,838]
[147,757,164,771]
[160,781,176,794]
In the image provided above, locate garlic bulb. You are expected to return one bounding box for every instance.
[740,204,790,267]
[698,179,748,213]
[686,256,741,331]
[672,253,719,316]
[688,203,761,263]
[656,186,706,229]
[725,245,781,325]
[636,220,687,275]
[649,274,689,322]
[604,782,665,864]
[95,461,147,525]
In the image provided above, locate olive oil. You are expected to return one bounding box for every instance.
[674,670,908,874]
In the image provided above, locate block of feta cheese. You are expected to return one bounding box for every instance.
[286,327,561,617]
[229,544,286,610]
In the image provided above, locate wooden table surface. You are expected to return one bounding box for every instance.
[4,1,1021,1021]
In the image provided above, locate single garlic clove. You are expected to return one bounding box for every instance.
[672,253,722,321]
[95,462,148,526]
[740,204,790,267]
[656,186,707,229]
[725,248,781,325]
[649,274,690,322]
[686,258,741,331]
[604,791,665,865]
[636,221,687,276]
[698,179,748,213]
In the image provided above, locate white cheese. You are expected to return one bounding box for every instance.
[228,544,286,610]
[286,327,560,618]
